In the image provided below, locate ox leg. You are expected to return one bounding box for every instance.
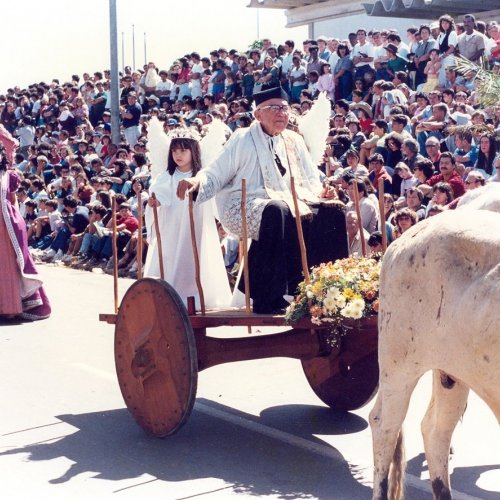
[370,376,419,500]
[421,370,469,500]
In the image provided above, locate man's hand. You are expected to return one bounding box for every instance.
[176,178,200,200]
[147,197,161,208]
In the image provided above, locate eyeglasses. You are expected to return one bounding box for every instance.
[397,215,411,221]
[258,105,290,113]
[425,144,438,148]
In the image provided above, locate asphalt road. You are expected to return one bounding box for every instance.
[1,265,499,500]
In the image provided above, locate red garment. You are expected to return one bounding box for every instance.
[426,170,465,198]
[117,214,138,233]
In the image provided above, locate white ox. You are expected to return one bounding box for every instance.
[370,206,500,500]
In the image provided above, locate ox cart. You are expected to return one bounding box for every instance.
[99,278,378,437]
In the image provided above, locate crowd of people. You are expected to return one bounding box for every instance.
[1,11,500,318]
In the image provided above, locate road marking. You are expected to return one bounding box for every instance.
[74,363,483,500]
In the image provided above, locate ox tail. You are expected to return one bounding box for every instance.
[388,429,406,500]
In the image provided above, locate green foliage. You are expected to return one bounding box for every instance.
[453,55,500,108]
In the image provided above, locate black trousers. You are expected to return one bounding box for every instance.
[239,200,348,312]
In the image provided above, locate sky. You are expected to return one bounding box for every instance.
[2,0,307,92]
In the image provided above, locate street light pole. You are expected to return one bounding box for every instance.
[132,24,136,70]
[109,0,121,145]
[121,31,125,73]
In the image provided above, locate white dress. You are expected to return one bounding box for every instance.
[144,168,232,310]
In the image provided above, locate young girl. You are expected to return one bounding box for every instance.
[423,49,441,93]
[144,125,231,309]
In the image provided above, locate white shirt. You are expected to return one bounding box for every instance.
[351,42,374,68]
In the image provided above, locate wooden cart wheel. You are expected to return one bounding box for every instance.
[114,278,197,437]
[301,317,379,412]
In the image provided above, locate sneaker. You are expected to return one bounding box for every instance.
[53,250,64,262]
[41,248,56,262]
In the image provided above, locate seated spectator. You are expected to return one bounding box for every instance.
[393,207,418,237]
[464,171,486,190]
[346,177,379,234]
[394,162,418,199]
[405,187,427,221]
[415,102,448,154]
[360,119,388,165]
[427,181,454,215]
[426,151,465,199]
[42,196,89,262]
[346,118,366,152]
[346,210,370,256]
[474,133,497,178]
[453,130,478,170]
[367,152,392,196]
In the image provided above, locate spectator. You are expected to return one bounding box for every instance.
[426,151,465,198]
[393,207,418,236]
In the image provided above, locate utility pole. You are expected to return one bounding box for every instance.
[109,0,121,145]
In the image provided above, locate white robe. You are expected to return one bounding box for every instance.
[144,168,232,310]
[195,121,324,240]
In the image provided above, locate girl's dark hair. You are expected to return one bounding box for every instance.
[337,43,350,57]
[133,152,148,167]
[439,14,455,33]
[475,133,497,176]
[97,190,112,208]
[132,179,145,190]
[167,137,202,176]
[433,181,454,203]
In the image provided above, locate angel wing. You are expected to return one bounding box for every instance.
[147,116,170,182]
[298,92,331,166]
[200,118,228,169]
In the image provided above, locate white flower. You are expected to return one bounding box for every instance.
[351,297,365,313]
[323,295,338,312]
[327,287,341,299]
[306,291,314,299]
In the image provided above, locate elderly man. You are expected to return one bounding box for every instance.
[177,86,347,313]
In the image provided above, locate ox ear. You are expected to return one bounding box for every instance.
[417,185,432,197]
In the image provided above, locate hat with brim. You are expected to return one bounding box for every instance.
[254,85,289,106]
[350,101,373,119]
[449,112,470,126]
[384,43,399,55]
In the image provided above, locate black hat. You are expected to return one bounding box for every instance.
[253,85,289,106]
[384,43,399,55]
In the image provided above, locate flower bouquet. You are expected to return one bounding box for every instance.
[284,255,381,326]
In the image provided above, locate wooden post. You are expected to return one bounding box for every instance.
[350,179,367,257]
[188,193,206,315]
[111,196,119,314]
[137,191,143,279]
[241,179,252,330]
[290,176,310,283]
[377,178,388,252]
[151,192,164,280]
